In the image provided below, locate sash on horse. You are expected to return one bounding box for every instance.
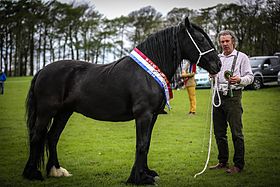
[130,48,173,109]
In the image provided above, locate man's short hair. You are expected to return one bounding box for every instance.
[217,30,238,48]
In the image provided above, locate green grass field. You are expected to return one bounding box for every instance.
[0,77,279,186]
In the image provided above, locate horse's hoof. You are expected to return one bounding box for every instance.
[48,166,72,177]
[154,176,160,182]
[23,168,44,181]
[145,169,159,178]
[126,173,155,185]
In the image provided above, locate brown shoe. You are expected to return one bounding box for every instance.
[226,166,241,174]
[209,163,229,170]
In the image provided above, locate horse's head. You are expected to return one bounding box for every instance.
[178,17,221,74]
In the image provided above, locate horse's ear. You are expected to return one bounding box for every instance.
[180,17,192,30]
[184,17,192,29]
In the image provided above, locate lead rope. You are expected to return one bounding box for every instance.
[212,76,221,108]
[194,76,221,178]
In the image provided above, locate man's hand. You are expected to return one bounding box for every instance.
[229,76,241,84]
[181,72,194,78]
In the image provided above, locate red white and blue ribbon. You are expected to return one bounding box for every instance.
[189,63,196,73]
[130,48,173,109]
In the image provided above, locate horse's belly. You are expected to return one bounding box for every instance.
[74,97,134,122]
[77,110,134,122]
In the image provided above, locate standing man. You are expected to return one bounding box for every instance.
[181,60,196,115]
[0,69,6,95]
[209,30,253,174]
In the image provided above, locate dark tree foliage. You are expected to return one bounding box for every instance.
[0,0,278,76]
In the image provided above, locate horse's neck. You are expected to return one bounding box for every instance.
[138,50,178,81]
[162,62,180,81]
[137,49,179,81]
[136,27,181,81]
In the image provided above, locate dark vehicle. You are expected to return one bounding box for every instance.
[278,71,280,85]
[274,52,280,57]
[249,56,280,90]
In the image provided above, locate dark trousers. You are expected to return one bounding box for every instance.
[0,81,3,94]
[213,90,244,169]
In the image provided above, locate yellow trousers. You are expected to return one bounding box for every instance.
[186,86,196,113]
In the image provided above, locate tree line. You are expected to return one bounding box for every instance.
[0,0,279,76]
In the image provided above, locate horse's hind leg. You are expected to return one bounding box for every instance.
[46,111,72,177]
[23,115,51,180]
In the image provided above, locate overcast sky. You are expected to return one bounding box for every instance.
[58,0,239,19]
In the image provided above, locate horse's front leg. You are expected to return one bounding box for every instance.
[127,111,156,185]
[144,114,159,179]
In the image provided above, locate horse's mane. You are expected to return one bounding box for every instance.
[136,26,181,80]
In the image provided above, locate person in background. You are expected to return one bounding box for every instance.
[181,60,196,115]
[209,30,253,174]
[0,69,7,95]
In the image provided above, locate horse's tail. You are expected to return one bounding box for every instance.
[26,71,38,140]
[25,70,46,169]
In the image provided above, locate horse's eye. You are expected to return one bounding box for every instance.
[194,32,204,42]
[198,36,205,42]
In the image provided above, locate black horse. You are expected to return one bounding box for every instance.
[23,17,221,185]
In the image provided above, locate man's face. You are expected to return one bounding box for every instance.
[219,34,235,56]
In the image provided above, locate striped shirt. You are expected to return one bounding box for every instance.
[217,49,254,89]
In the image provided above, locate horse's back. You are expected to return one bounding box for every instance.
[33,59,164,121]
[33,60,132,119]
